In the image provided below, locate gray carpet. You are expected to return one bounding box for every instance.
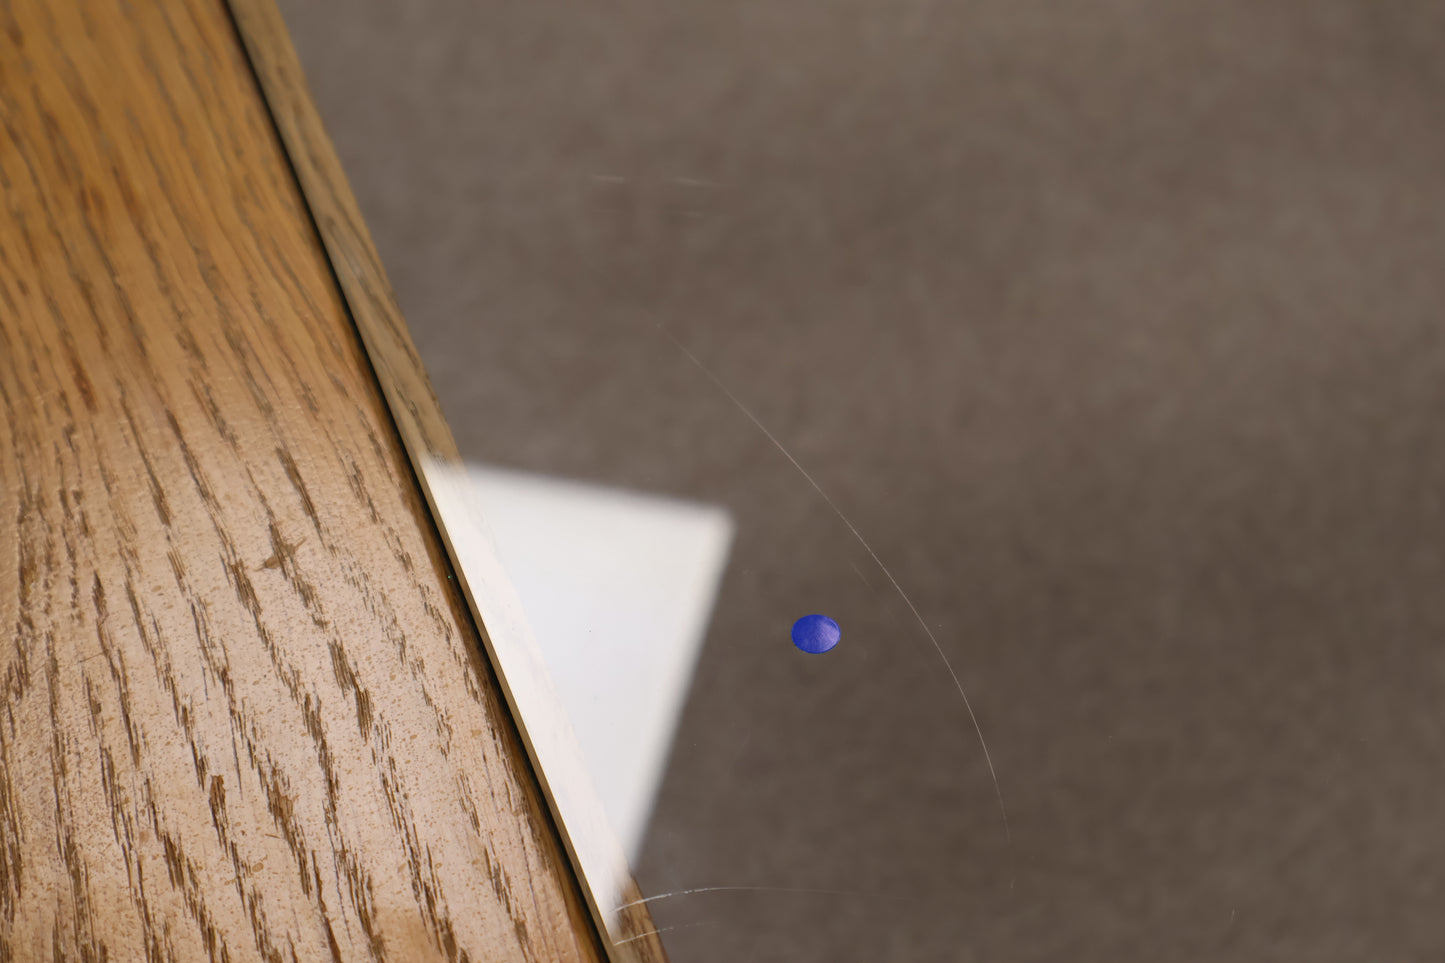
[278,2,1445,959]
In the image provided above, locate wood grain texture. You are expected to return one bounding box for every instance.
[0,0,605,959]
[223,2,669,959]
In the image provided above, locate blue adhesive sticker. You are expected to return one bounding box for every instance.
[791,614,841,654]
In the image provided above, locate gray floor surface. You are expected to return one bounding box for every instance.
[278,3,1445,959]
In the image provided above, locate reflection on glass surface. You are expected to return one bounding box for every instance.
[459,464,732,862]
[282,1,1445,959]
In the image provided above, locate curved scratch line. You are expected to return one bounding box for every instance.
[616,885,861,911]
[662,329,1011,851]
[614,921,716,946]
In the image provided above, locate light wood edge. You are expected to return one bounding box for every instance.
[219,3,670,959]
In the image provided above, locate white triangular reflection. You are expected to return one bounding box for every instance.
[464,465,734,863]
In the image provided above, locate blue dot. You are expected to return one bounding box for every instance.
[792,614,841,654]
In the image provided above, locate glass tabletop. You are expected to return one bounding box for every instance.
[277,1,1445,958]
